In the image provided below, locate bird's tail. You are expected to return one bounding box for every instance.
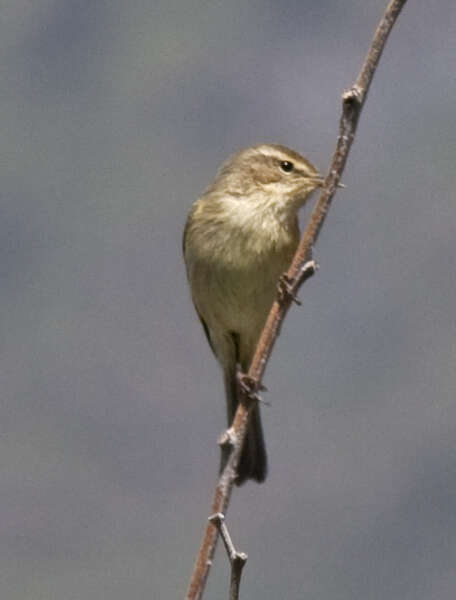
[223,368,267,485]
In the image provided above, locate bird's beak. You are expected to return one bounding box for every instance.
[311,175,325,187]
[311,175,346,189]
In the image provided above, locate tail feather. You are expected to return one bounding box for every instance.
[224,368,267,485]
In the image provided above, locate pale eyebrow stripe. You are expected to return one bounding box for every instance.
[256,146,316,176]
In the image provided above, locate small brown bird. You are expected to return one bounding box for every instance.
[183,144,323,484]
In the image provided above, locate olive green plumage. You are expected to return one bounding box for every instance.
[184,144,322,484]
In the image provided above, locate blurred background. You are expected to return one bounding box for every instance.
[1,1,456,598]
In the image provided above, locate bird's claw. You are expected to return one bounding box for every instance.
[236,370,268,403]
[277,273,301,305]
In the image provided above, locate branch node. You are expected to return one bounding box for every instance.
[233,552,248,566]
[218,427,236,449]
[301,259,318,276]
[218,428,237,477]
[208,512,224,525]
[342,85,362,106]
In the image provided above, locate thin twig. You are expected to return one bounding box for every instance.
[209,513,248,600]
[185,2,408,598]
[229,554,247,600]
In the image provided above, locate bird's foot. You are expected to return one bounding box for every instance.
[235,369,269,405]
[277,273,301,305]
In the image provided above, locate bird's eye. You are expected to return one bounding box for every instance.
[280,160,294,173]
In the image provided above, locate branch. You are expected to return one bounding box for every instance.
[185,2,408,598]
[209,513,247,600]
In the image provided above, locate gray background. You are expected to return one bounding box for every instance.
[2,1,456,598]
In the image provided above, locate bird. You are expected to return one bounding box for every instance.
[183,144,323,484]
